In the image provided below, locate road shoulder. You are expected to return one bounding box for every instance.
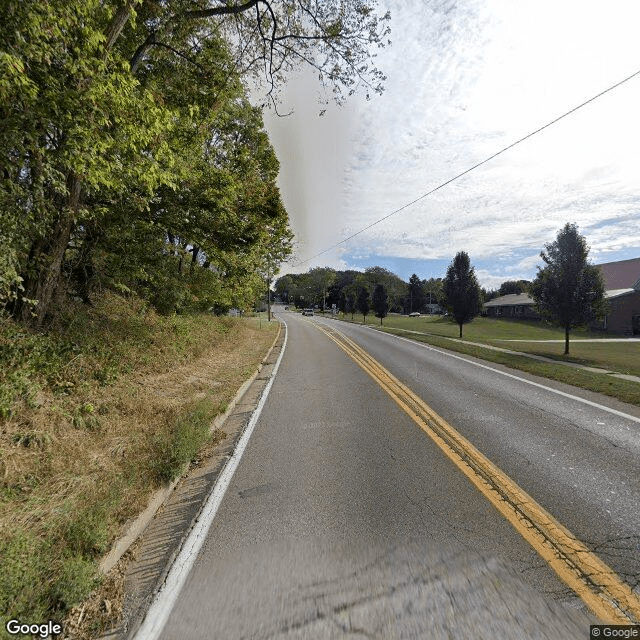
[74,321,286,640]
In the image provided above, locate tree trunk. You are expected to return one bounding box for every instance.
[177,240,187,274]
[564,326,570,355]
[21,175,81,326]
[459,323,463,339]
[190,245,200,274]
[27,213,75,325]
[73,221,101,304]
[104,0,137,52]
[379,316,382,325]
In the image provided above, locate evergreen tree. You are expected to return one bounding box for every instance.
[442,252,482,338]
[356,286,370,323]
[407,273,425,313]
[372,284,389,325]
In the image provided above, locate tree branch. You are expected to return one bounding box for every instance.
[104,0,138,53]
[130,30,156,74]
[148,41,208,73]
[183,0,262,20]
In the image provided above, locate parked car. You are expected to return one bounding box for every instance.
[408,312,420,317]
[302,308,314,316]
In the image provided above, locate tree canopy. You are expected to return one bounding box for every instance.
[1,0,389,324]
[407,274,425,313]
[498,280,531,296]
[531,223,607,354]
[442,252,482,338]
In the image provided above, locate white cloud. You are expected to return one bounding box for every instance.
[264,0,640,276]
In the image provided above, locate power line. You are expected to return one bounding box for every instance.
[291,67,640,268]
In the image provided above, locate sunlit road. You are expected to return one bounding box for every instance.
[155,308,640,639]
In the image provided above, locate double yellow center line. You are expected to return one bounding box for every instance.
[313,320,640,624]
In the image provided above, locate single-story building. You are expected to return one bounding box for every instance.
[591,257,640,335]
[483,293,538,318]
[590,288,640,335]
[482,257,640,335]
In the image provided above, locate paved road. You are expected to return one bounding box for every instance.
[151,309,639,639]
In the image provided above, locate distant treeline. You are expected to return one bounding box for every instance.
[275,267,531,314]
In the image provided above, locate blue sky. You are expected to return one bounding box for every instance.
[262,0,640,288]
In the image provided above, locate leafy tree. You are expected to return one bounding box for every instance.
[531,223,607,354]
[307,267,337,312]
[423,277,444,310]
[127,0,391,109]
[274,274,294,304]
[344,289,357,320]
[498,280,531,296]
[442,252,482,338]
[356,286,370,323]
[327,270,359,309]
[372,284,389,324]
[2,0,388,324]
[364,266,407,312]
[481,288,499,303]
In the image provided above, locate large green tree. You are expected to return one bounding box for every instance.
[307,267,337,312]
[2,0,389,324]
[498,280,531,296]
[442,252,482,338]
[343,287,357,320]
[364,266,407,312]
[531,223,607,354]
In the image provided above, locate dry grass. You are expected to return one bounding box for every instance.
[0,294,278,637]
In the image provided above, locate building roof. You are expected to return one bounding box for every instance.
[596,257,640,290]
[483,293,535,308]
[483,288,639,309]
[605,288,637,300]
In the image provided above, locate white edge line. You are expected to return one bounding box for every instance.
[133,317,288,640]
[326,318,640,426]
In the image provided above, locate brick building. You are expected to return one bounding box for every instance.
[482,257,640,335]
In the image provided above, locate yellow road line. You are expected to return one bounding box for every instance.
[313,321,640,624]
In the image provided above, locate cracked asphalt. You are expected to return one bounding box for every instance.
[156,309,640,639]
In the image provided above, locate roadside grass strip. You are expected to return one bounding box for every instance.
[313,321,640,624]
[374,326,640,408]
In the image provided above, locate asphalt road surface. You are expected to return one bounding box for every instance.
[152,309,640,639]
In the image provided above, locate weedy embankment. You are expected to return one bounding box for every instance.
[0,293,277,638]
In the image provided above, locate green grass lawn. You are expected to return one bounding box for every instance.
[378,314,603,341]
[371,315,640,377]
[494,341,640,377]
[337,313,640,406]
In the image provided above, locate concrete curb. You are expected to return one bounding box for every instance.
[98,319,284,576]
